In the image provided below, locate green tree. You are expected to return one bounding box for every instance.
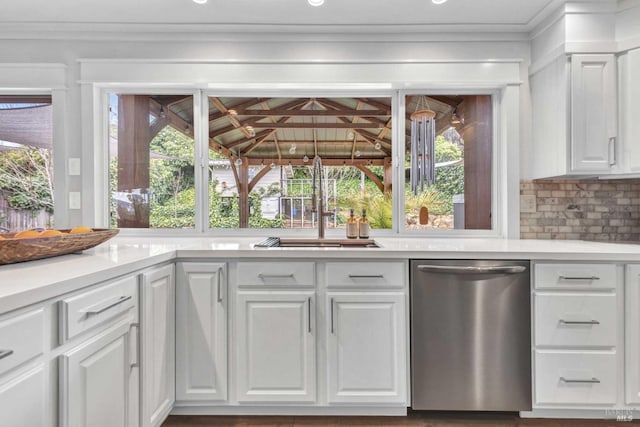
[0,148,53,213]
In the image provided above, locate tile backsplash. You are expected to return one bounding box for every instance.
[520,179,640,241]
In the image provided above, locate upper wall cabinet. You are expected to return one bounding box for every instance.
[530,54,618,178]
[619,48,640,174]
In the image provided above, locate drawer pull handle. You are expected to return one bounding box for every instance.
[0,349,14,360]
[559,320,600,325]
[348,274,384,279]
[418,265,526,274]
[307,297,312,334]
[217,267,223,303]
[560,377,600,384]
[330,297,335,334]
[83,295,132,316]
[258,273,294,279]
[558,276,600,281]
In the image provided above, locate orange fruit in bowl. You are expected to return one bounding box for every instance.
[40,229,63,237]
[14,230,42,239]
[0,235,5,240]
[69,226,93,234]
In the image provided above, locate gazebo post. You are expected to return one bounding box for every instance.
[117,95,151,228]
[383,156,393,194]
[238,157,250,228]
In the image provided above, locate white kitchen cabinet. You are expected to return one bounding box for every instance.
[626,265,640,405]
[140,264,175,427]
[326,292,406,404]
[235,291,316,403]
[619,48,640,173]
[532,262,621,409]
[570,54,617,172]
[60,320,131,427]
[0,365,47,427]
[176,262,227,403]
[529,54,617,178]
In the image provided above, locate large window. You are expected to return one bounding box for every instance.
[108,94,195,229]
[103,91,495,234]
[0,95,53,231]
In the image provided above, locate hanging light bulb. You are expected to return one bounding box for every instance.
[246,126,256,137]
[159,106,166,119]
[270,162,276,169]
[374,142,382,150]
[355,150,361,157]
[289,144,297,154]
[347,131,355,139]
[234,158,242,167]
[303,155,309,163]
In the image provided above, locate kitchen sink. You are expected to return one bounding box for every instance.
[254,237,380,248]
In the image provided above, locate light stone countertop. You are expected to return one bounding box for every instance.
[1,235,639,314]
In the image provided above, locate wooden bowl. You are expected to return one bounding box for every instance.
[0,229,119,265]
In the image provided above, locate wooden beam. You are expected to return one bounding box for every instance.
[353,98,391,111]
[210,97,252,139]
[248,166,273,192]
[246,158,385,166]
[249,123,382,129]
[0,95,51,104]
[354,165,384,194]
[232,109,389,117]
[208,98,264,121]
[238,157,249,228]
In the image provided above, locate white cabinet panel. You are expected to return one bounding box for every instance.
[535,294,616,347]
[534,263,616,291]
[535,351,617,406]
[0,365,46,427]
[620,49,640,173]
[571,54,617,172]
[141,264,175,427]
[0,307,44,376]
[176,262,227,402]
[60,321,130,427]
[326,292,406,404]
[626,265,640,405]
[236,291,315,403]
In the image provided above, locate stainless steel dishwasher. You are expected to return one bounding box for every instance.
[410,259,531,411]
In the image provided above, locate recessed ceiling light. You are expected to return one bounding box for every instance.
[432,0,448,4]
[192,0,207,4]
[308,0,325,6]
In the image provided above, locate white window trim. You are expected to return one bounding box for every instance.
[81,59,521,237]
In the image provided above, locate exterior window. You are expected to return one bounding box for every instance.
[109,94,195,229]
[207,96,393,230]
[0,95,53,231]
[404,95,492,231]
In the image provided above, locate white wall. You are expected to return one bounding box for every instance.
[0,36,531,231]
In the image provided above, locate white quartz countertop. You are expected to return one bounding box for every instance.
[1,235,639,314]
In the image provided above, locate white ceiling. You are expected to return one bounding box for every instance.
[1,0,563,32]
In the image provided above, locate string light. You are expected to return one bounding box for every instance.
[303,155,309,163]
[374,142,382,150]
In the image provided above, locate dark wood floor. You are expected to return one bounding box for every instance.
[162,411,640,426]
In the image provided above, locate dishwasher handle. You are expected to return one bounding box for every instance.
[416,264,527,275]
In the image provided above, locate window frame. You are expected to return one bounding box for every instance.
[83,59,521,238]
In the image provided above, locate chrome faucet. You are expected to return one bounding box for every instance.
[311,156,332,239]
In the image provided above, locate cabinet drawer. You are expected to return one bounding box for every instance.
[535,351,616,406]
[236,262,314,287]
[535,294,616,347]
[325,261,405,288]
[59,275,137,343]
[0,308,44,376]
[534,264,616,290]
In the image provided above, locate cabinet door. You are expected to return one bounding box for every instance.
[626,265,640,405]
[326,292,406,404]
[571,54,617,172]
[620,49,640,173]
[141,264,175,427]
[236,291,315,402]
[0,365,46,427]
[176,262,227,402]
[60,321,130,427]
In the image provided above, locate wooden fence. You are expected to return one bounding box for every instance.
[0,195,53,232]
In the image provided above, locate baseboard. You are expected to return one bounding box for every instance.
[170,405,408,416]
